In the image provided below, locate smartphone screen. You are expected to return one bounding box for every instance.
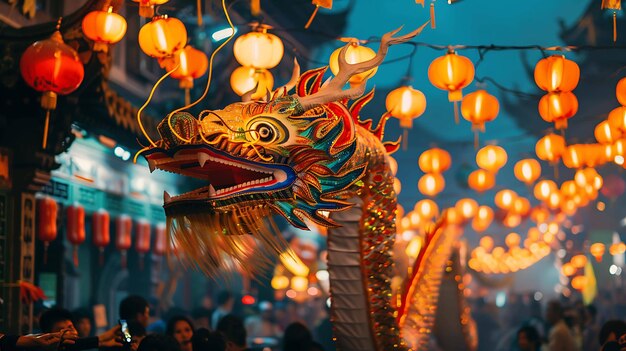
[119,319,132,344]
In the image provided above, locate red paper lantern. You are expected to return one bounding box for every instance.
[92,209,110,265]
[66,204,85,266]
[154,223,167,256]
[116,215,132,268]
[37,196,57,263]
[135,220,151,270]
[81,6,127,52]
[20,23,84,149]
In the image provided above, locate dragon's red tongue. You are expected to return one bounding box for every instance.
[207,163,268,190]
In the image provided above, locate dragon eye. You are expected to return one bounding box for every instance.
[249,121,280,143]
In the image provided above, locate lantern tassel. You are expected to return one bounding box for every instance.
[197,0,203,27]
[72,246,79,267]
[43,242,49,265]
[430,2,436,29]
[42,109,51,149]
[305,5,320,29]
[474,130,479,150]
[251,0,261,17]
[184,88,191,106]
[453,101,460,124]
[99,248,104,266]
[402,128,409,151]
[613,11,617,43]
[121,251,127,269]
[553,162,559,180]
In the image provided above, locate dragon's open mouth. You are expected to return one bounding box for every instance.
[144,145,296,206]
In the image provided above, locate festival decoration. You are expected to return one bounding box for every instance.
[138,15,187,58]
[329,39,378,86]
[616,76,626,105]
[514,159,541,185]
[142,25,471,350]
[418,173,446,197]
[538,91,578,130]
[601,0,621,42]
[595,120,622,144]
[304,0,333,29]
[385,86,427,143]
[476,145,507,173]
[561,263,576,276]
[608,106,626,133]
[571,275,587,291]
[230,66,274,100]
[160,45,208,104]
[428,50,475,123]
[472,206,494,232]
[414,199,439,220]
[66,204,86,267]
[37,196,57,263]
[154,223,167,256]
[590,243,605,262]
[81,6,127,52]
[132,0,170,18]
[461,89,499,146]
[534,55,580,93]
[233,24,284,69]
[455,198,478,219]
[468,169,495,192]
[418,148,451,174]
[135,220,151,268]
[494,189,517,210]
[20,19,84,149]
[571,254,588,269]
[115,215,132,268]
[92,209,110,265]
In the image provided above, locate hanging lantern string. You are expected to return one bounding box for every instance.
[164,0,236,144]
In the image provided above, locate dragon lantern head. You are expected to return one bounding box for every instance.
[142,26,423,274]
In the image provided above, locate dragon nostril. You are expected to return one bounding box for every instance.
[157,112,198,147]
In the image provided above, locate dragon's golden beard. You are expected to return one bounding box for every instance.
[167,205,289,277]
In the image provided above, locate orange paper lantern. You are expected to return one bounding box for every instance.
[67,204,85,267]
[570,254,587,268]
[538,92,578,130]
[461,89,499,132]
[135,220,151,255]
[468,169,496,192]
[418,173,445,197]
[616,77,626,105]
[385,86,427,129]
[534,55,580,92]
[92,209,110,265]
[472,206,494,232]
[160,45,209,89]
[595,120,622,144]
[505,232,521,248]
[116,215,133,268]
[534,180,557,201]
[608,106,626,133]
[455,198,479,219]
[495,189,517,210]
[561,263,576,276]
[476,145,507,173]
[81,6,127,52]
[414,199,439,220]
[234,25,284,69]
[571,275,587,291]
[329,41,378,86]
[535,133,566,163]
[428,51,475,102]
[230,66,274,100]
[418,148,451,173]
[514,159,541,185]
[154,223,167,256]
[590,243,605,262]
[37,196,58,263]
[138,15,187,58]
[562,144,585,169]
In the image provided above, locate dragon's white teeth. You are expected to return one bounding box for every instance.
[147,159,156,173]
[208,185,216,196]
[164,191,172,203]
[198,153,210,167]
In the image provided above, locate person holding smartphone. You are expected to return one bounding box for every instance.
[39,307,122,350]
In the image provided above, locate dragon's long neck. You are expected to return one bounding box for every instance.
[327,126,405,351]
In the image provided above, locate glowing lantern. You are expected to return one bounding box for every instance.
[575,168,599,188]
[561,263,576,276]
[536,133,566,165]
[595,120,622,144]
[538,92,578,130]
[132,0,170,18]
[388,156,398,176]
[67,204,86,267]
[154,223,167,256]
[385,86,427,129]
[81,6,127,52]
[37,196,57,263]
[614,139,626,158]
[562,144,586,169]
[414,199,439,220]
[608,106,626,133]
[530,206,550,224]
[160,45,208,89]
[561,199,578,216]
[393,178,402,195]
[479,236,494,251]
[560,180,578,197]
[428,51,475,102]
[534,180,557,201]
[92,209,110,265]
[116,215,133,268]
[472,206,494,232]
[418,148,451,174]
[512,197,531,216]
[547,192,562,210]
[571,276,587,291]
[617,77,626,105]
[534,55,580,92]
[571,254,587,269]
[135,220,151,255]
[418,173,445,197]
[505,233,521,248]
[405,236,423,259]
[600,174,626,200]
[514,159,541,185]
[230,66,274,100]
[590,243,605,262]
[609,242,626,255]
[476,145,507,173]
[291,276,309,292]
[138,15,187,59]
[602,0,622,42]
[233,25,284,69]
[503,214,522,228]
[455,198,478,219]
[494,189,517,210]
[329,41,378,86]
[20,22,84,149]
[409,211,422,228]
[271,276,290,290]
[461,89,499,140]
[444,208,463,225]
[468,169,496,192]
